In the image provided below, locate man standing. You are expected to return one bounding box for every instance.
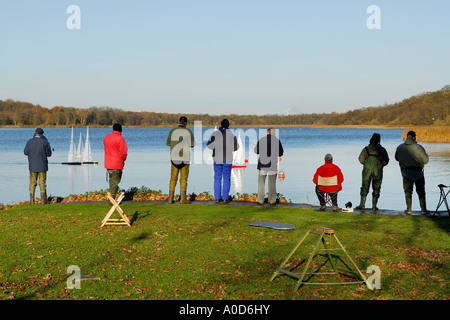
[207,119,238,204]
[395,130,429,215]
[166,116,196,204]
[24,128,52,204]
[355,133,390,211]
[313,154,344,211]
[254,128,284,206]
[103,123,128,198]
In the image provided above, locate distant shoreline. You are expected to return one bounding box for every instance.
[2,124,449,143]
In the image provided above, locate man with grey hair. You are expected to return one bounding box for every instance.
[395,130,429,215]
[24,128,52,204]
[254,128,284,206]
[313,153,344,211]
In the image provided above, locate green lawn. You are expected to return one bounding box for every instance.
[0,202,449,300]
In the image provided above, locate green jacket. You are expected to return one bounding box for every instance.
[395,137,429,169]
[166,125,195,164]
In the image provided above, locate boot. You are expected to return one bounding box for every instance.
[404,193,412,215]
[168,190,175,204]
[41,191,48,204]
[419,197,429,215]
[29,191,35,205]
[355,195,366,210]
[372,196,379,211]
[332,200,340,212]
[180,190,191,204]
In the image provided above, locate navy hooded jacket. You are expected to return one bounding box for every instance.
[24,134,52,172]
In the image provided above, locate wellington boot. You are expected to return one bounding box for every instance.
[404,193,412,215]
[355,196,366,210]
[419,197,429,215]
[372,196,379,211]
[30,192,35,205]
[180,190,191,204]
[168,190,175,204]
[41,192,48,204]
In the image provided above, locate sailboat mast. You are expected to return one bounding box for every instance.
[83,126,92,163]
[68,127,75,162]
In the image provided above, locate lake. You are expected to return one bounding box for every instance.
[1,126,449,212]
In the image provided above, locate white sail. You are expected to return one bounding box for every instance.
[232,132,246,166]
[76,132,84,158]
[82,126,92,163]
[68,127,75,162]
[231,167,245,194]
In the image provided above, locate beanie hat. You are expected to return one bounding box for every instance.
[179,116,188,125]
[370,133,381,144]
[220,119,230,129]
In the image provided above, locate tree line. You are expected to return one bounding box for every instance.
[1,88,449,127]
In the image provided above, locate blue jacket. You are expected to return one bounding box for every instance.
[24,134,52,172]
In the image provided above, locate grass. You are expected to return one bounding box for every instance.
[0,202,449,300]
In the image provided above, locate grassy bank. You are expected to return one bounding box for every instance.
[1,202,449,300]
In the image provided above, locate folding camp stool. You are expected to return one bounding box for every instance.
[101,192,131,227]
[316,175,339,210]
[434,184,450,215]
[270,227,368,291]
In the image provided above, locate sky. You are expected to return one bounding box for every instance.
[1,0,449,115]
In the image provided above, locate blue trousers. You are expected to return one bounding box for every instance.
[214,162,232,201]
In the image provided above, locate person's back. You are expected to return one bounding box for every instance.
[395,137,429,169]
[313,154,343,211]
[355,133,389,210]
[313,162,344,192]
[104,129,128,170]
[255,132,284,172]
[207,119,238,204]
[166,125,195,165]
[207,128,238,163]
[395,131,429,214]
[359,143,389,177]
[24,132,52,172]
[24,128,52,204]
[166,116,196,204]
[103,124,128,197]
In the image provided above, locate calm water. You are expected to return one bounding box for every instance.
[1,126,449,211]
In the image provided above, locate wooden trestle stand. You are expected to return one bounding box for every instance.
[270,227,368,291]
[101,192,131,227]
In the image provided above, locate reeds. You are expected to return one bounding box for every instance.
[402,126,450,143]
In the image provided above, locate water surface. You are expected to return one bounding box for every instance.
[1,126,449,212]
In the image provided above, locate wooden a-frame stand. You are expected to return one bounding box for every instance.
[270,226,368,291]
[101,192,131,227]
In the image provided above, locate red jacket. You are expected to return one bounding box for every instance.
[313,162,344,193]
[103,131,128,169]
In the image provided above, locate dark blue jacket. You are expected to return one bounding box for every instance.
[24,134,52,172]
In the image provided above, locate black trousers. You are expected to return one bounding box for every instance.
[315,186,338,206]
[402,175,425,198]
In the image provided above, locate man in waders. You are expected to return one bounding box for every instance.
[355,133,389,211]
